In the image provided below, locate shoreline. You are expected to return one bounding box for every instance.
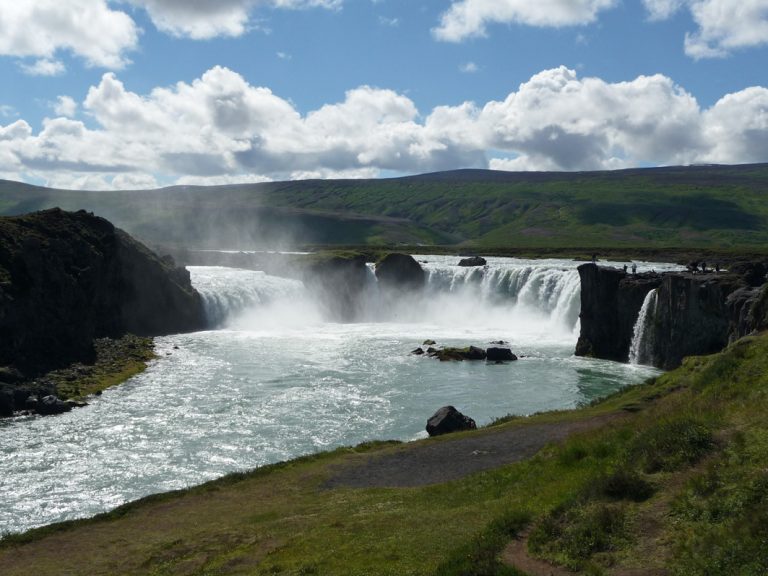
[1,334,156,418]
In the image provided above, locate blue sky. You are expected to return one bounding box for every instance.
[0,0,767,189]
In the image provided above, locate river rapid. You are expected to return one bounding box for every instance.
[0,256,679,535]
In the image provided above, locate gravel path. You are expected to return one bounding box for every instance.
[325,414,621,489]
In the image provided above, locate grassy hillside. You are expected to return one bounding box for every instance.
[2,163,768,250]
[3,332,768,575]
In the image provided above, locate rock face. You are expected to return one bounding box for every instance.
[576,262,768,369]
[458,256,487,267]
[301,254,369,321]
[375,253,425,291]
[426,406,477,437]
[0,208,205,378]
[575,264,662,362]
[651,273,746,369]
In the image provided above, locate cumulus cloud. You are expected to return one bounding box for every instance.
[433,0,617,41]
[19,58,66,77]
[0,1,138,69]
[643,0,768,58]
[128,0,342,39]
[0,66,767,188]
[0,1,342,73]
[53,96,78,118]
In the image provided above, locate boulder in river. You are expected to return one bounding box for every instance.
[458,256,487,267]
[433,346,488,361]
[486,348,518,362]
[375,253,425,291]
[426,406,477,437]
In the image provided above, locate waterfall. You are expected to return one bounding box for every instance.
[188,259,583,336]
[189,266,307,327]
[424,264,582,333]
[629,289,658,365]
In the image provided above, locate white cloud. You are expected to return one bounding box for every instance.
[19,58,66,77]
[0,66,766,188]
[643,0,687,20]
[433,0,617,41]
[53,96,78,118]
[643,0,768,58]
[460,62,480,73]
[128,0,342,39]
[0,1,138,69]
[0,0,343,73]
[701,86,768,163]
[479,66,705,170]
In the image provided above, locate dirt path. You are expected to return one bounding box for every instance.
[325,414,622,489]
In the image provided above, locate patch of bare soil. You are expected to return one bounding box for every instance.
[324,414,623,489]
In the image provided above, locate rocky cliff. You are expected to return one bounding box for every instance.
[576,262,768,369]
[575,264,662,362]
[0,208,205,378]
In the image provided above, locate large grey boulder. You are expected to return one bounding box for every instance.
[426,406,477,437]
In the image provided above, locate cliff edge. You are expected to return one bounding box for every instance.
[0,208,205,379]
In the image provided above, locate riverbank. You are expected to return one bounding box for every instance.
[2,332,767,575]
[0,335,155,417]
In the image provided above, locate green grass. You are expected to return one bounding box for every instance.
[3,334,768,574]
[3,164,768,251]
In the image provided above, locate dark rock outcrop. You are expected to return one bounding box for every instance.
[486,347,517,362]
[375,253,425,291]
[0,208,205,378]
[575,264,662,362]
[432,346,487,361]
[36,395,72,416]
[650,273,746,369]
[426,406,477,437]
[458,256,487,267]
[575,262,768,369]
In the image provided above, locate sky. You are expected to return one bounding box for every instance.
[0,0,767,190]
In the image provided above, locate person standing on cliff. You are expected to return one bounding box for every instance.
[623,264,628,273]
[631,263,637,274]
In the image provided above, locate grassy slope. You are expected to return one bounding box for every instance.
[3,333,768,575]
[2,164,768,250]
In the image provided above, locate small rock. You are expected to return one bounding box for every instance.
[486,348,518,362]
[423,339,436,346]
[411,347,425,356]
[65,399,88,409]
[426,406,477,437]
[458,256,487,267]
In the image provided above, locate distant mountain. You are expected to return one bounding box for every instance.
[2,163,768,250]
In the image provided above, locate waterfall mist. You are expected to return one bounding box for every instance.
[189,257,584,343]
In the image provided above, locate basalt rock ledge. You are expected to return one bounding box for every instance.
[576,263,768,369]
[0,208,206,381]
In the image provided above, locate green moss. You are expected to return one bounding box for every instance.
[45,334,156,400]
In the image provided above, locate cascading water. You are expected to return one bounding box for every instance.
[629,289,658,365]
[190,266,309,328]
[421,259,582,335]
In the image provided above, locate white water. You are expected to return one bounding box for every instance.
[0,256,675,535]
[629,289,658,366]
